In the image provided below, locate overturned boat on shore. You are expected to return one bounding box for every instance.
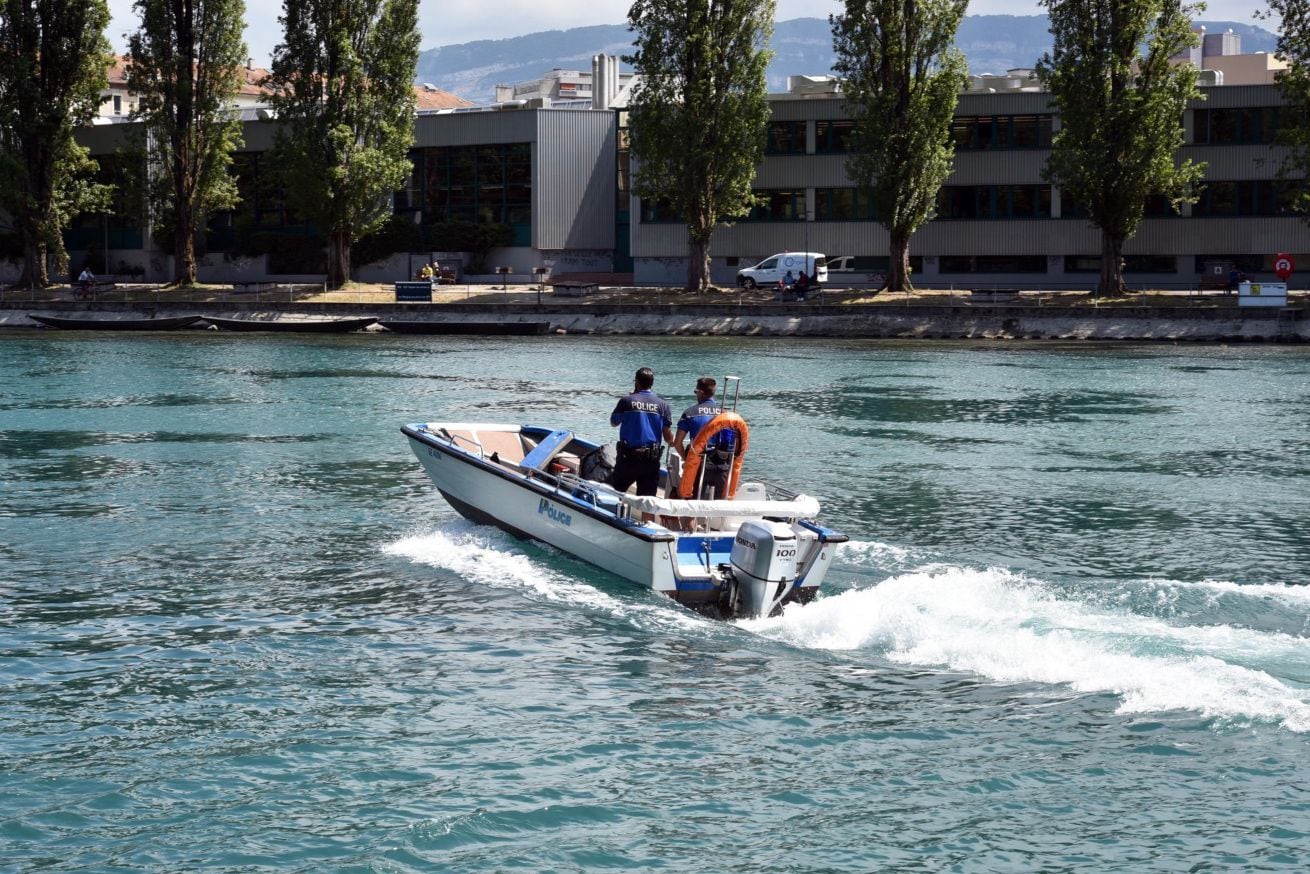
[401,419,846,619]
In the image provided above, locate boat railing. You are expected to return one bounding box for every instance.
[543,470,629,516]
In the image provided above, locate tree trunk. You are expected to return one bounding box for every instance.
[329,230,351,289]
[1099,231,1126,296]
[174,199,197,285]
[888,230,913,292]
[18,216,49,287]
[686,229,711,293]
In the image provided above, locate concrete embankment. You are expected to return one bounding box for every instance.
[3,300,1306,342]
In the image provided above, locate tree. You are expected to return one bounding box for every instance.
[831,0,968,293]
[1037,0,1205,295]
[126,0,247,286]
[0,0,114,286]
[267,0,419,289]
[627,0,774,293]
[1262,0,1310,214]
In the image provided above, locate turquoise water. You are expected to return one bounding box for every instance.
[2,331,1309,871]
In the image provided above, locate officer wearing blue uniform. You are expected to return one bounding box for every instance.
[674,376,737,499]
[610,367,674,496]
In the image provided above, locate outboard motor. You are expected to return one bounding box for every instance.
[729,520,798,618]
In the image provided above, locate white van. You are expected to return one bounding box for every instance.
[735,252,828,289]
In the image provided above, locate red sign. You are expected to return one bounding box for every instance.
[1274,253,1295,280]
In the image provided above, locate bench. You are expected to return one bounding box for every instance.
[554,282,598,297]
[395,280,433,302]
[442,427,530,467]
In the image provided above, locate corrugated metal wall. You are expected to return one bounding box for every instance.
[633,83,1310,266]
[533,111,616,250]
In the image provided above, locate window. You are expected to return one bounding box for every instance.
[639,197,682,223]
[951,115,1053,150]
[1193,180,1298,217]
[742,189,804,221]
[766,121,807,155]
[1066,255,1177,273]
[394,151,422,212]
[1063,192,1179,220]
[939,255,1048,273]
[113,95,122,115]
[1194,254,1282,274]
[1193,107,1289,145]
[419,143,533,233]
[935,186,1051,220]
[815,120,854,153]
[815,188,875,221]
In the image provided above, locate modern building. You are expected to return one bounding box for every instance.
[631,62,1309,289]
[494,55,633,110]
[37,49,1310,289]
[64,99,614,284]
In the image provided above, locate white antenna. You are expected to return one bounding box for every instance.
[722,375,742,412]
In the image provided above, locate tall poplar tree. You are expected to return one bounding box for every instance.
[1038,0,1204,295]
[831,0,968,293]
[1262,0,1310,214]
[267,0,419,289]
[627,0,774,293]
[127,0,247,286]
[0,0,114,286]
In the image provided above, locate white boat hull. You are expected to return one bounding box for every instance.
[402,422,847,616]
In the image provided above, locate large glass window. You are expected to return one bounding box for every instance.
[951,114,1053,150]
[935,185,1052,219]
[815,188,875,221]
[639,197,682,223]
[1193,107,1291,145]
[66,154,145,253]
[1063,192,1179,219]
[1065,255,1177,273]
[939,255,1048,273]
[1193,180,1298,217]
[419,143,532,229]
[766,121,807,155]
[815,120,854,154]
[742,189,805,221]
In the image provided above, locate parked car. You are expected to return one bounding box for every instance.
[827,255,855,273]
[736,252,828,289]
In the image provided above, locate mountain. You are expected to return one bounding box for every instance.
[416,16,1280,104]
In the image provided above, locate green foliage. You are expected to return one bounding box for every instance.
[627,0,775,292]
[267,0,420,288]
[1263,0,1310,215]
[351,214,423,267]
[426,220,512,273]
[126,0,247,284]
[0,0,114,284]
[1037,0,1205,294]
[831,0,968,292]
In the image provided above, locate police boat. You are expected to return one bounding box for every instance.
[400,415,847,620]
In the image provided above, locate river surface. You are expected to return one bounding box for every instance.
[2,331,1309,871]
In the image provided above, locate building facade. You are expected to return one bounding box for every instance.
[631,80,1310,289]
[38,53,1310,289]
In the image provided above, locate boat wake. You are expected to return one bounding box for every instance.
[384,521,705,632]
[744,543,1310,732]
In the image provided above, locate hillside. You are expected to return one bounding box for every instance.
[416,16,1280,103]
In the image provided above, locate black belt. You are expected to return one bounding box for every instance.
[619,443,661,461]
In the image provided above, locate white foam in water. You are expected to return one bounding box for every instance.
[1189,578,1310,606]
[838,539,916,567]
[384,521,704,631]
[745,566,1310,732]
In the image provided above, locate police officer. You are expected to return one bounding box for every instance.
[610,367,674,496]
[673,376,736,499]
